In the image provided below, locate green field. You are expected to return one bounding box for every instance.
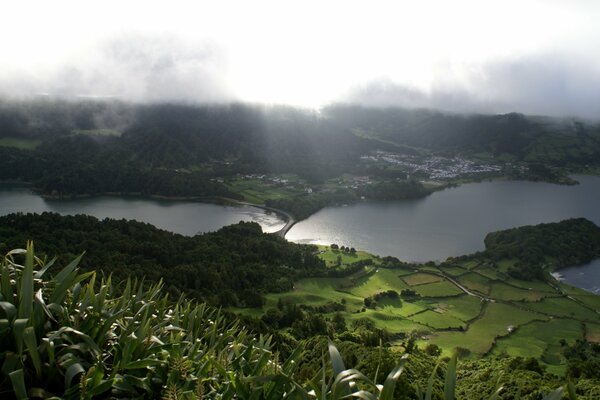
[402,272,443,286]
[425,295,484,322]
[347,268,409,298]
[439,264,469,277]
[412,280,463,297]
[586,323,600,342]
[226,176,305,204]
[488,282,548,302]
[231,246,600,373]
[456,272,491,294]
[0,137,41,149]
[424,302,548,357]
[410,309,466,330]
[491,319,584,374]
[317,246,380,268]
[525,296,600,320]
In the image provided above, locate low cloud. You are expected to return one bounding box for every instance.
[0,34,235,103]
[345,54,600,119]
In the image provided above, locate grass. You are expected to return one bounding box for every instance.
[572,294,600,311]
[439,264,469,277]
[424,302,547,357]
[346,310,430,333]
[409,310,466,330]
[230,248,599,374]
[524,296,600,321]
[347,268,409,298]
[226,178,303,204]
[456,272,491,295]
[471,265,506,280]
[491,319,584,374]
[412,280,463,297]
[0,137,41,149]
[376,298,427,317]
[586,323,600,343]
[402,272,443,286]
[456,260,480,270]
[317,245,379,268]
[426,295,485,323]
[488,282,549,302]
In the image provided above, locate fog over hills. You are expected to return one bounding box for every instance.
[1,1,600,118]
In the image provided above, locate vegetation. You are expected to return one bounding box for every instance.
[0,213,325,307]
[483,218,600,280]
[2,214,599,372]
[0,243,592,399]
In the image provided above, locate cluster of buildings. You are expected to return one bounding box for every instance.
[362,152,503,180]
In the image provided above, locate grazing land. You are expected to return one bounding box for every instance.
[235,220,600,374]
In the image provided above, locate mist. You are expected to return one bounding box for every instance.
[345,54,600,119]
[0,34,234,104]
[2,1,600,118]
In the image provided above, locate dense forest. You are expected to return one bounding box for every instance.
[2,99,600,203]
[0,212,324,307]
[482,218,600,280]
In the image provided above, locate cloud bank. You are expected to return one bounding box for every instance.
[344,54,600,119]
[0,34,234,103]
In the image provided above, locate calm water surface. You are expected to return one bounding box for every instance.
[1,176,600,292]
[0,188,285,236]
[555,259,600,295]
[287,175,600,263]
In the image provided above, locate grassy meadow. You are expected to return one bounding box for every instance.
[232,245,600,375]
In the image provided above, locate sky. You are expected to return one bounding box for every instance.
[1,0,600,117]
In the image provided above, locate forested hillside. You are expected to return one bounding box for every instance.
[0,212,324,306]
[2,100,600,203]
[482,218,600,280]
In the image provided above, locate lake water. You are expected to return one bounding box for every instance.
[554,259,600,295]
[1,176,599,292]
[287,175,600,262]
[0,187,285,236]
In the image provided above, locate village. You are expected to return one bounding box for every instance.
[361,151,504,180]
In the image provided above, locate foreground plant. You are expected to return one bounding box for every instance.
[0,243,307,399]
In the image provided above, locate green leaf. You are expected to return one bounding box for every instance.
[566,381,577,400]
[425,361,440,400]
[0,261,14,304]
[13,318,29,354]
[65,362,86,388]
[122,359,163,370]
[9,369,28,400]
[444,353,457,400]
[23,326,42,378]
[17,242,35,320]
[53,252,84,284]
[34,256,56,279]
[328,342,346,376]
[0,301,17,321]
[379,354,409,400]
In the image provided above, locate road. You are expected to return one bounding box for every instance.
[215,197,296,238]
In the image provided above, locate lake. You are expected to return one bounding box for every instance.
[287,175,600,262]
[0,187,286,236]
[1,176,600,292]
[554,259,600,295]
